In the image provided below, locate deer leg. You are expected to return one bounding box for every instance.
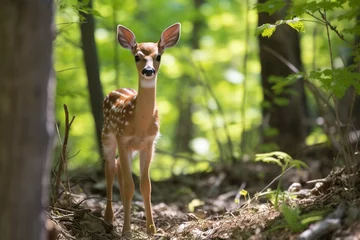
[116,157,125,204]
[102,134,117,224]
[139,143,156,234]
[117,144,135,236]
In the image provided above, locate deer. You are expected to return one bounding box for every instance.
[101,23,181,237]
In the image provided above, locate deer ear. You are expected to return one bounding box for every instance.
[117,25,137,49]
[159,23,181,50]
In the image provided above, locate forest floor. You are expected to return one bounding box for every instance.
[48,157,360,240]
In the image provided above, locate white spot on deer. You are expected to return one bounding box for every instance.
[123,88,134,95]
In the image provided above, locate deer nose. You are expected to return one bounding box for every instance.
[142,66,155,77]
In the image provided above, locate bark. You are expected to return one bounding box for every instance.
[0,1,55,240]
[258,0,307,154]
[78,0,104,156]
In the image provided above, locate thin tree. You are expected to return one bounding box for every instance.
[78,0,104,157]
[174,0,205,153]
[0,1,55,240]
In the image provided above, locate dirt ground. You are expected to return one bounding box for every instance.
[48,159,360,240]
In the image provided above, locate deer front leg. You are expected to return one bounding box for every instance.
[104,160,116,224]
[140,143,156,234]
[117,145,135,237]
[103,135,117,225]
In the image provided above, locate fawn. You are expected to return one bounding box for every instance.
[101,23,181,236]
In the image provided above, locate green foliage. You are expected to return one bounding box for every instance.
[269,204,325,233]
[309,68,360,98]
[255,151,308,171]
[269,74,302,95]
[255,152,308,207]
[281,204,304,232]
[256,23,277,38]
[256,17,305,38]
[290,0,347,16]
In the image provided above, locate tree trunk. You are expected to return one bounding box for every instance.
[78,0,104,157]
[0,1,55,240]
[258,0,307,154]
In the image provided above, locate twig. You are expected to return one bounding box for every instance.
[56,67,80,73]
[257,165,295,195]
[317,11,353,46]
[262,45,300,73]
[68,149,81,160]
[53,104,76,205]
[320,10,334,71]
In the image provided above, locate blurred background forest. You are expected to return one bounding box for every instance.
[54,0,360,181]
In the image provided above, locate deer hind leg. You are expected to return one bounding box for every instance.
[140,143,156,234]
[117,142,135,236]
[102,132,117,224]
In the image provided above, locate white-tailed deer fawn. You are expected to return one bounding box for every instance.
[102,23,181,236]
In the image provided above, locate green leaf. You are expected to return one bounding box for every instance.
[282,204,305,232]
[290,160,309,169]
[262,24,277,38]
[310,68,360,98]
[290,0,347,16]
[286,17,305,33]
[255,151,294,168]
[301,216,323,225]
[256,24,272,36]
[255,155,282,167]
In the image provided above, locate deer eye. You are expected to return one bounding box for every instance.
[156,55,161,62]
[135,55,140,62]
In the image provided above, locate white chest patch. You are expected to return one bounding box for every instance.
[140,79,156,88]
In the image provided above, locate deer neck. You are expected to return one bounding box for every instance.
[134,74,157,135]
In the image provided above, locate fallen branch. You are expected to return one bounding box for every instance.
[298,203,346,240]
